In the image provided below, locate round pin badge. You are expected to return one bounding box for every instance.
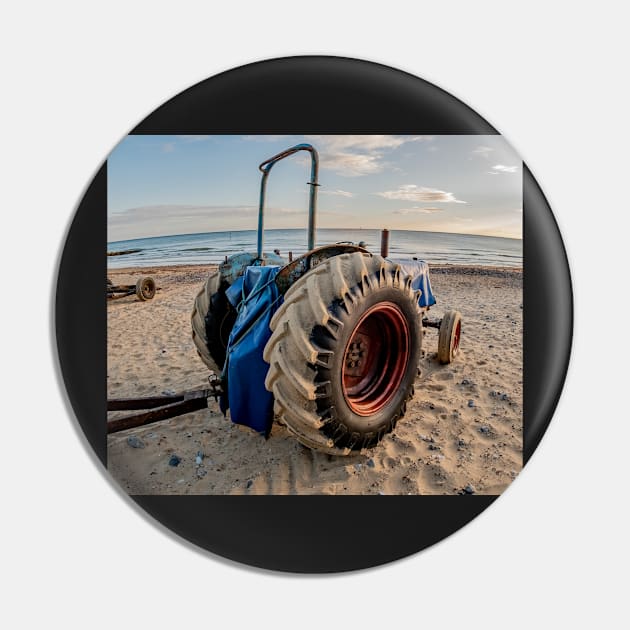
[55,56,572,573]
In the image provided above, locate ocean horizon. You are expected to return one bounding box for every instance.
[107,228,522,269]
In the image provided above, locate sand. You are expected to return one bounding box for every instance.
[107,263,522,495]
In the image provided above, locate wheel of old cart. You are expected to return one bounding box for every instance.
[191,270,237,373]
[264,252,422,455]
[437,309,462,364]
[135,276,156,301]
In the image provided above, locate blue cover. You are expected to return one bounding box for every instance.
[393,258,436,308]
[221,265,282,435]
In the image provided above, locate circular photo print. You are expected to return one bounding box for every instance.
[55,56,572,572]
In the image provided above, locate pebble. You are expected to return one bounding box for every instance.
[367,458,375,468]
[428,444,440,451]
[196,468,207,478]
[464,484,475,494]
[126,436,145,449]
[168,454,181,467]
[354,463,362,472]
[195,452,204,466]
[500,393,509,401]
[246,480,253,489]
[467,399,475,408]
[461,379,471,385]
[479,426,490,434]
[458,439,467,447]
[162,389,176,396]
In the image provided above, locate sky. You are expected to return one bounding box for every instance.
[107,135,522,242]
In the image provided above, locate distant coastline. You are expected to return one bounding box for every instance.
[107,248,142,257]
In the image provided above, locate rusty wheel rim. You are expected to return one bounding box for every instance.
[452,319,461,356]
[342,301,411,416]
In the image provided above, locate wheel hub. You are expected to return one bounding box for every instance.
[345,340,365,368]
[342,302,411,416]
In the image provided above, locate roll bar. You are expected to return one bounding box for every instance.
[257,143,319,259]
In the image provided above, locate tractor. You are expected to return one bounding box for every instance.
[191,144,462,455]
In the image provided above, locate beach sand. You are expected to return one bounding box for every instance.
[107,263,522,495]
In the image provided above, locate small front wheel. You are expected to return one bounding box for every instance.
[437,310,462,364]
[135,276,156,301]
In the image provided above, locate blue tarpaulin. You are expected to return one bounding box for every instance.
[394,258,436,308]
[221,265,282,435]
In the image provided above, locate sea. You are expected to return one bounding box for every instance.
[107,229,522,269]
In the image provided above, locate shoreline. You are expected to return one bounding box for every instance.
[108,262,523,276]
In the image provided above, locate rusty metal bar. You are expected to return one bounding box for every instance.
[422,317,442,329]
[107,389,213,434]
[108,284,135,291]
[107,393,185,411]
[380,229,390,258]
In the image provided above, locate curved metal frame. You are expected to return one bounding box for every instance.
[257,143,319,259]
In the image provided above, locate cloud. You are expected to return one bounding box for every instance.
[490,164,518,174]
[392,207,444,215]
[161,142,175,153]
[472,145,494,158]
[318,152,383,176]
[306,135,433,152]
[108,203,341,240]
[109,203,326,222]
[301,135,434,177]
[109,204,258,225]
[376,184,466,204]
[319,189,355,198]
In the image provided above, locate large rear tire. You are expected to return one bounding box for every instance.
[264,252,422,455]
[191,270,237,373]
